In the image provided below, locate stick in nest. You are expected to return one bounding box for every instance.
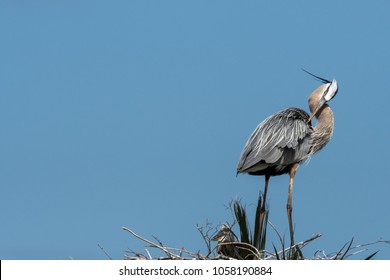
[122,227,181,259]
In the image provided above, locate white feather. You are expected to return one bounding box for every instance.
[324,79,338,101]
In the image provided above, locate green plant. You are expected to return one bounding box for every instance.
[232,193,268,259]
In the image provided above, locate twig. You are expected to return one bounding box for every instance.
[124,250,149,260]
[122,226,180,259]
[325,238,390,260]
[145,248,152,259]
[196,222,215,257]
[265,233,322,260]
[350,239,390,250]
[217,241,261,260]
[158,246,207,259]
[98,243,113,260]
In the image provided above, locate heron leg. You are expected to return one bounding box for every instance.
[257,174,270,248]
[262,174,270,214]
[287,163,303,258]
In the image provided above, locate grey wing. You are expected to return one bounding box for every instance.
[237,108,312,173]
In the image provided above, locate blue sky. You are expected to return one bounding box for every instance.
[1,1,389,260]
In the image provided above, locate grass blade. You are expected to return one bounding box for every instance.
[233,200,251,244]
[364,251,379,260]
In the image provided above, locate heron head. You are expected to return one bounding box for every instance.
[212,224,235,242]
[303,70,338,123]
[308,79,338,122]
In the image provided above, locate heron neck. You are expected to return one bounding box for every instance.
[311,105,334,154]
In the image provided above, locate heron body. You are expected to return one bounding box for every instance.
[237,74,338,254]
[237,107,312,176]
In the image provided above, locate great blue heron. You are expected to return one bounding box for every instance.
[212,224,238,258]
[237,71,338,251]
[211,224,258,259]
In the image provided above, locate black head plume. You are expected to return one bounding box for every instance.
[301,68,331,84]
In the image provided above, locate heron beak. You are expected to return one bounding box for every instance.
[307,96,326,123]
[212,231,225,241]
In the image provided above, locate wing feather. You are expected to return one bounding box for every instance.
[237,108,312,173]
